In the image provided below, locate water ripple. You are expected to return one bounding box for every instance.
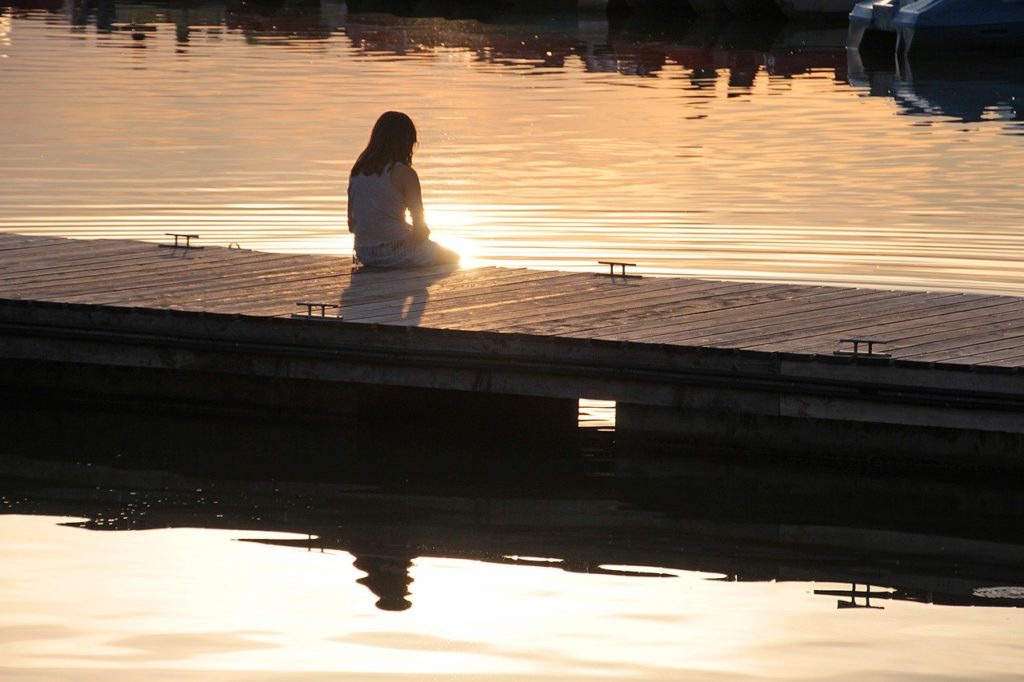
[1,8,1023,294]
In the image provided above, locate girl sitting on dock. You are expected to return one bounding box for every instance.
[347,111,459,268]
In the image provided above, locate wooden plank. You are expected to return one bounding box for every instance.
[116,271,354,316]
[53,260,356,306]
[927,335,1024,366]
[241,280,452,321]
[849,302,1024,356]
[395,270,667,315]
[196,267,539,318]
[899,327,1024,363]
[409,277,763,331]
[684,291,967,350]
[2,235,339,268]
[159,266,530,316]
[349,271,605,324]
[4,247,351,297]
[175,276,355,317]
[3,251,348,301]
[628,289,902,341]
[230,274,753,323]
[20,258,340,302]
[586,287,908,344]
[335,270,584,321]
[323,262,531,295]
[336,266,561,306]
[0,236,179,264]
[0,238,302,274]
[711,293,997,352]
[118,265,535,317]
[0,249,328,293]
[424,280,785,332]
[977,353,1024,368]
[765,295,1018,357]
[0,245,317,285]
[0,233,78,252]
[468,280,802,333]
[509,284,829,337]
[899,327,1024,361]
[221,270,581,321]
[120,259,460,303]
[466,281,800,335]
[559,285,878,342]
[909,332,1024,365]
[0,238,170,274]
[0,232,54,245]
[498,282,815,334]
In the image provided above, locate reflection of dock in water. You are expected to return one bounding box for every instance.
[3,427,1024,613]
[31,0,1019,108]
[14,0,854,81]
[343,11,851,79]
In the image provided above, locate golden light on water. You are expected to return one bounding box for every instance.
[0,11,12,49]
[425,205,485,267]
[3,11,1024,292]
[2,516,1023,680]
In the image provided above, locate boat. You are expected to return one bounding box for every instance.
[847,0,908,51]
[684,0,875,18]
[849,0,1024,52]
[894,0,1024,52]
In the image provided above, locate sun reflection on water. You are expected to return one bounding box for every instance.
[424,205,485,268]
[0,10,11,47]
[2,515,1023,680]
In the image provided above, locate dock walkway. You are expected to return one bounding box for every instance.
[1,233,1022,463]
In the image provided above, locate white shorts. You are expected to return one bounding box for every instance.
[355,238,457,268]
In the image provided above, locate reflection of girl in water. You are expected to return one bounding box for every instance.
[353,553,414,612]
[347,111,460,268]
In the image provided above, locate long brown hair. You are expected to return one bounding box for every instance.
[350,111,417,177]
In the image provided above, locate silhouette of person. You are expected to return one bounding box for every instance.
[347,111,459,268]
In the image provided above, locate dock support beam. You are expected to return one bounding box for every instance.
[0,359,579,445]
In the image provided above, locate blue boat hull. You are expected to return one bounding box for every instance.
[895,0,1024,52]
[901,20,1024,51]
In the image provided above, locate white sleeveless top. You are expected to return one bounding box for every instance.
[347,168,412,248]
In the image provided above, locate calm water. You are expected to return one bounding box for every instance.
[2,1,1024,293]
[4,2,1024,679]
[3,403,1024,680]
[2,515,1021,681]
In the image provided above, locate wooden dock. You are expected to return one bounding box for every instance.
[1,232,1022,465]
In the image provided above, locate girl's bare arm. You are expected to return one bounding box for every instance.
[391,163,430,239]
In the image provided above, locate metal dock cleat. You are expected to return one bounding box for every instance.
[159,233,203,250]
[834,337,891,358]
[598,260,641,278]
[292,301,342,320]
